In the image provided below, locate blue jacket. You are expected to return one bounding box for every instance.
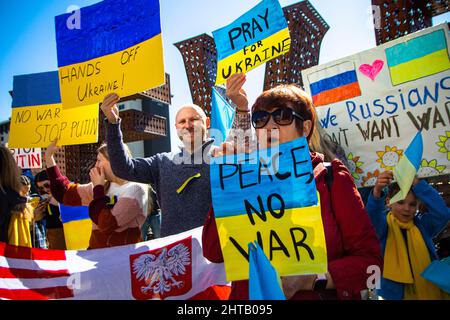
[365,180,450,300]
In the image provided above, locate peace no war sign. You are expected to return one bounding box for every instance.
[210,137,328,282]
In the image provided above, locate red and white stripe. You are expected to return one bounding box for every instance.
[0,242,73,300]
[0,227,230,300]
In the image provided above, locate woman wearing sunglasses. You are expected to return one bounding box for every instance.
[203,74,382,300]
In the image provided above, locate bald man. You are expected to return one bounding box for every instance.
[101,93,250,237]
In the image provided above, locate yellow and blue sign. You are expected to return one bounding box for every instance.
[213,0,291,85]
[59,204,92,250]
[210,137,327,281]
[55,0,165,108]
[8,71,98,148]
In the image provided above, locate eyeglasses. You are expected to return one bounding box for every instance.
[251,107,305,129]
[37,182,50,192]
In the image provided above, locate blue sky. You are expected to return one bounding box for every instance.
[0,0,448,151]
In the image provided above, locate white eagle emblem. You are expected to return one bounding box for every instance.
[132,243,191,295]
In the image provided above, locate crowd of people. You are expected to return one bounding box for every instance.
[1,73,449,300]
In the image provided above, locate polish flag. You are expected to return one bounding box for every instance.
[0,227,230,300]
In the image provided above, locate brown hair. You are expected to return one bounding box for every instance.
[387,182,417,200]
[96,143,132,192]
[0,145,22,193]
[96,142,132,161]
[251,84,316,141]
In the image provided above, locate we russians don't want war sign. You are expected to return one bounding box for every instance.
[302,24,450,188]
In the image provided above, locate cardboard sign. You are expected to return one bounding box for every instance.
[213,0,290,85]
[302,24,450,187]
[10,148,42,169]
[55,0,165,108]
[210,137,327,281]
[8,71,98,148]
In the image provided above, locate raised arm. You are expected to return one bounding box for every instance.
[101,93,159,185]
[365,170,393,239]
[45,140,92,206]
[413,179,450,237]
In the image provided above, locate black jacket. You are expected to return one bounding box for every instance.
[0,187,27,242]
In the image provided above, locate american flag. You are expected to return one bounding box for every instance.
[0,227,230,300]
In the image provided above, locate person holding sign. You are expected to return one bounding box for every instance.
[0,146,33,247]
[44,141,148,249]
[203,74,382,300]
[101,93,251,237]
[366,170,450,299]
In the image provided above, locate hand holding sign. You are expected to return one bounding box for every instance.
[44,140,60,168]
[373,170,393,199]
[281,274,317,299]
[101,93,120,124]
[226,73,249,111]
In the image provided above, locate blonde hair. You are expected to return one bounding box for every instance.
[0,145,22,194]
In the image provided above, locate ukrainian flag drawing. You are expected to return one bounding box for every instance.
[307,61,362,107]
[390,131,423,204]
[386,29,450,86]
[8,71,98,148]
[55,0,165,108]
[213,0,291,84]
[59,204,92,250]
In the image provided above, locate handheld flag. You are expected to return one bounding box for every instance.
[390,131,423,204]
[249,241,285,300]
[210,87,235,146]
[59,204,92,250]
[421,258,450,294]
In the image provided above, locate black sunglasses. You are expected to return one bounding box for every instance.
[37,182,50,191]
[251,107,305,129]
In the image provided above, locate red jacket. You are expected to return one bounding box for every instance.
[202,152,382,300]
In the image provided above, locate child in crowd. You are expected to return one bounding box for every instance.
[366,170,450,300]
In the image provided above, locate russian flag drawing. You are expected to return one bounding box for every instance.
[55,0,165,108]
[386,29,450,86]
[389,131,423,204]
[307,61,362,107]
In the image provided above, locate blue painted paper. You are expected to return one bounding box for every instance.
[12,71,61,108]
[55,0,161,67]
[210,136,318,218]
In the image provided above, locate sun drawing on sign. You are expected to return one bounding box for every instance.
[346,153,364,180]
[376,146,403,170]
[361,170,380,187]
[418,159,446,177]
[436,131,450,161]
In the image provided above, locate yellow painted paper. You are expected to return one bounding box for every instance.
[63,219,93,250]
[9,103,98,148]
[216,203,327,282]
[215,28,291,85]
[390,49,450,85]
[58,34,165,108]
